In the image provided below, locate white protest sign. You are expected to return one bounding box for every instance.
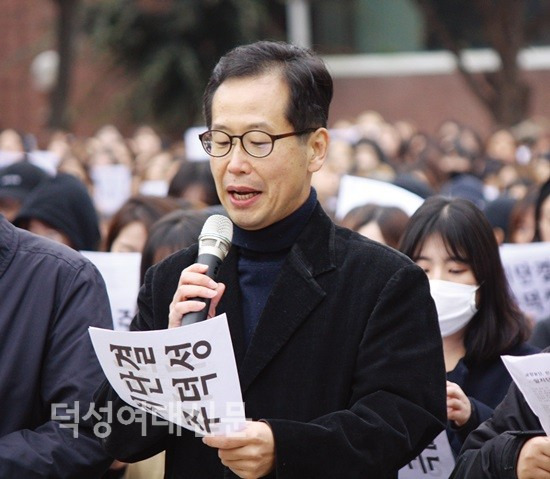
[184,126,209,162]
[500,242,550,322]
[28,150,60,176]
[139,179,169,197]
[90,164,132,217]
[0,151,24,168]
[81,251,141,331]
[335,175,424,220]
[89,313,245,436]
[398,431,455,478]
[502,353,550,436]
[0,150,59,175]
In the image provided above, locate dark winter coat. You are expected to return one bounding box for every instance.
[0,215,113,477]
[96,203,447,478]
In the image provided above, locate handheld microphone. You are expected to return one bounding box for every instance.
[181,214,233,326]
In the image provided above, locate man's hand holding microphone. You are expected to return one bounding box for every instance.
[169,214,232,329]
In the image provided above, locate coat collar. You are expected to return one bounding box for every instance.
[0,216,17,279]
[217,203,336,392]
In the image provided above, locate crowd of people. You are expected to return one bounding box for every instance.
[0,39,549,478]
[2,97,550,251]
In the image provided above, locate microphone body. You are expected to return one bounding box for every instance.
[181,214,233,326]
[180,252,222,326]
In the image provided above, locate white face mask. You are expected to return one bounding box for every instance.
[429,279,479,338]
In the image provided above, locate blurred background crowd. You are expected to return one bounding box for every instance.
[2,2,550,478]
[1,108,549,254]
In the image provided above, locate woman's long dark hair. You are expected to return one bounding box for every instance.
[534,177,550,241]
[399,196,530,363]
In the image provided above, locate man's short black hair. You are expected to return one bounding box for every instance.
[203,40,333,131]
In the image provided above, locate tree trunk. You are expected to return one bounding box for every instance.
[415,0,531,127]
[48,0,80,130]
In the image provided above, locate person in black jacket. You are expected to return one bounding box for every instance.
[450,364,548,478]
[95,40,447,478]
[399,197,538,456]
[0,214,113,477]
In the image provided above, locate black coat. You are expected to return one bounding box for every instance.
[96,203,447,478]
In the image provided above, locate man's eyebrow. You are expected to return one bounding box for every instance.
[211,122,271,131]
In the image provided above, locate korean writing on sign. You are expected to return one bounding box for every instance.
[500,242,550,322]
[398,431,455,479]
[89,313,245,436]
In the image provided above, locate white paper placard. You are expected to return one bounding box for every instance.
[502,353,550,435]
[81,251,141,331]
[500,242,550,322]
[89,313,245,436]
[91,164,132,217]
[335,175,424,219]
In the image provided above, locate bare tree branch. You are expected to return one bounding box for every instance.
[414,0,495,110]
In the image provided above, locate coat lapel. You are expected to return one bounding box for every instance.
[239,206,336,393]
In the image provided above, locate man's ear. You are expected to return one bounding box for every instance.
[307,128,329,173]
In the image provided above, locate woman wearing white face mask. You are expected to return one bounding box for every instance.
[399,196,538,457]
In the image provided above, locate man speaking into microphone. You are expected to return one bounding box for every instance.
[96,40,446,478]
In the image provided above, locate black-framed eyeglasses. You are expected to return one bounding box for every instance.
[199,128,317,158]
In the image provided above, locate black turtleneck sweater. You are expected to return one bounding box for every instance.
[232,189,317,348]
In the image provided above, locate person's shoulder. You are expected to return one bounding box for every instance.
[334,224,413,268]
[15,226,92,272]
[148,242,199,279]
[506,341,541,356]
[533,316,550,333]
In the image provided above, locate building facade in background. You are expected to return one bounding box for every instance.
[1,0,550,144]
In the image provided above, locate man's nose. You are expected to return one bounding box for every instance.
[227,139,251,173]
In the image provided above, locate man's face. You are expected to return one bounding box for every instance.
[208,72,326,230]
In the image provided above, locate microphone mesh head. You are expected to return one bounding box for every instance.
[201,214,233,242]
[198,214,233,259]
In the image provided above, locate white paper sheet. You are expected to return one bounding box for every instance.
[502,353,550,435]
[500,242,550,322]
[335,175,424,219]
[89,313,245,436]
[81,251,141,330]
[90,164,132,217]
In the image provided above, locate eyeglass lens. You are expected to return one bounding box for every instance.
[202,130,274,158]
